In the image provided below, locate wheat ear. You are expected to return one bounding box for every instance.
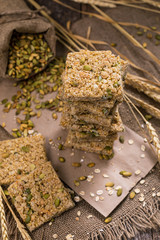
[125,73,160,94]
[125,93,160,120]
[0,189,8,240]
[141,0,160,9]
[0,186,32,240]
[125,94,160,163]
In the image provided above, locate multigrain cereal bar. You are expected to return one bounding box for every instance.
[8,162,74,231]
[0,134,48,185]
[62,50,127,101]
[63,101,118,118]
[65,134,114,155]
[61,112,113,127]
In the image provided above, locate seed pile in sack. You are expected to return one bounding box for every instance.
[0,0,56,81]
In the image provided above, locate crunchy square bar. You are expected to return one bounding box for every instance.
[8,162,75,231]
[62,50,127,101]
[0,134,48,185]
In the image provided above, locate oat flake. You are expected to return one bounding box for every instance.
[103,174,109,178]
[99,196,104,201]
[140,154,145,158]
[128,139,134,145]
[87,215,93,219]
[139,196,145,202]
[90,192,95,197]
[77,211,81,216]
[141,145,146,152]
[96,190,103,195]
[135,169,141,175]
[108,190,114,196]
[79,191,85,196]
[94,168,101,173]
[140,179,145,184]
[157,192,160,197]
[53,234,58,239]
[74,196,81,202]
[95,196,100,201]
[134,188,140,194]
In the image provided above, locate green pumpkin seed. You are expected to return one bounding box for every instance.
[55,198,61,207]
[72,162,81,167]
[105,182,114,187]
[83,65,92,71]
[117,188,122,197]
[25,215,31,224]
[43,193,50,199]
[130,191,136,199]
[59,157,65,163]
[87,162,95,168]
[104,217,112,224]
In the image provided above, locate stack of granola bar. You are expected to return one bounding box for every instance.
[0,135,74,231]
[61,50,127,157]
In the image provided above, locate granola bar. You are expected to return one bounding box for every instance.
[8,162,75,231]
[0,134,48,185]
[62,50,127,101]
[69,112,123,137]
[65,133,114,155]
[63,101,118,118]
[61,112,113,127]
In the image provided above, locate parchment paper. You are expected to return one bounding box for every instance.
[0,78,157,217]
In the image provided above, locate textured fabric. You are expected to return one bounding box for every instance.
[0,0,56,81]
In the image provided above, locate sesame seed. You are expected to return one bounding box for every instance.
[152,193,156,197]
[140,154,145,158]
[156,192,160,197]
[77,211,81,216]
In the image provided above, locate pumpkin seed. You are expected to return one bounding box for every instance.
[74,180,80,187]
[87,162,95,168]
[59,157,65,163]
[105,182,114,187]
[43,193,50,199]
[2,153,10,158]
[39,173,45,179]
[21,145,30,153]
[79,176,87,181]
[117,188,122,197]
[104,217,112,224]
[119,136,124,143]
[55,198,61,207]
[83,65,92,71]
[130,191,136,199]
[25,215,31,224]
[72,162,81,167]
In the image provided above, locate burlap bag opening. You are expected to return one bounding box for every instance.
[0,0,56,81]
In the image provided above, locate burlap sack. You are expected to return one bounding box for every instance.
[0,0,56,81]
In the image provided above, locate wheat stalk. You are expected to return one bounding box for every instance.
[125,94,160,163]
[0,186,32,240]
[141,0,160,8]
[125,92,160,120]
[71,0,116,7]
[91,4,160,66]
[0,189,8,240]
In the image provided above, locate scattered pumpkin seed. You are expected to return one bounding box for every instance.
[119,136,124,143]
[72,162,81,167]
[120,171,132,177]
[59,157,65,163]
[21,145,30,153]
[52,113,58,120]
[58,144,64,150]
[130,191,136,199]
[87,162,95,168]
[74,180,80,187]
[117,188,122,197]
[104,217,112,224]
[105,182,114,187]
[17,169,22,175]
[79,176,87,181]
[1,122,6,128]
